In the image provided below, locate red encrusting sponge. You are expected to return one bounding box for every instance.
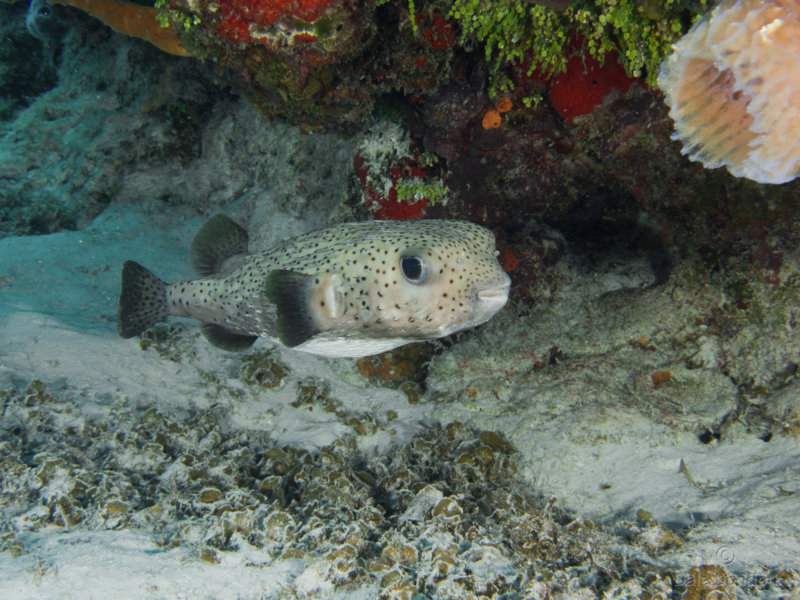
[547,52,635,123]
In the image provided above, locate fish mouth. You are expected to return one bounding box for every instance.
[462,281,509,329]
[478,276,511,303]
[478,287,509,301]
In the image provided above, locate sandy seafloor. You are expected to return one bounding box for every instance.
[2,9,800,600]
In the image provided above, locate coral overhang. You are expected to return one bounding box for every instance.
[215,0,338,35]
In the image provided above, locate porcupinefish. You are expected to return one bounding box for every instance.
[117,215,511,358]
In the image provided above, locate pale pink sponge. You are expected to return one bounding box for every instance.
[658,0,800,184]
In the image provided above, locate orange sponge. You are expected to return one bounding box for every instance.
[658,0,800,184]
[54,0,190,57]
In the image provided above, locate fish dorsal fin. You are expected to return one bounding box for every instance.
[264,270,320,348]
[190,215,249,276]
[200,323,258,351]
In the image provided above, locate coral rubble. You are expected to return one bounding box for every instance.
[6,379,794,597]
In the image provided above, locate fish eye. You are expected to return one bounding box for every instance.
[400,255,427,284]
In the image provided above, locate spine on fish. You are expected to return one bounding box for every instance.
[117,261,169,338]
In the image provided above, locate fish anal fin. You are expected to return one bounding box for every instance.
[190,215,249,277]
[200,323,258,351]
[264,270,320,348]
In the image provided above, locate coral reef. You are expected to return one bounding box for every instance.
[10,0,712,130]
[155,0,458,130]
[352,121,447,220]
[50,0,785,267]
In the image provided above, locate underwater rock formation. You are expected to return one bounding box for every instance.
[156,0,457,130]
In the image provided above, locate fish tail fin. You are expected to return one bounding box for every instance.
[190,214,249,276]
[117,260,169,338]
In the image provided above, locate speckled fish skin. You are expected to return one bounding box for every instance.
[118,216,511,358]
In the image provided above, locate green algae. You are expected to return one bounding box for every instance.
[394,177,449,204]
[448,0,710,92]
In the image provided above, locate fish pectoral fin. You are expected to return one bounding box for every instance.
[324,274,346,319]
[190,214,249,277]
[200,323,258,351]
[264,270,320,348]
